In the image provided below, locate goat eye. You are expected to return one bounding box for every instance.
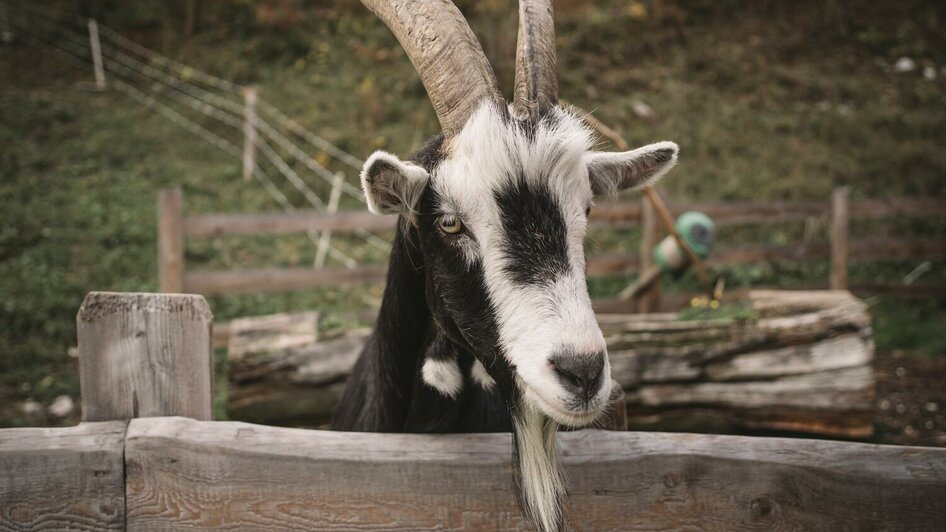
[585,206,592,217]
[439,215,464,234]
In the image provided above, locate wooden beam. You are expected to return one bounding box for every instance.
[185,210,397,239]
[185,265,389,295]
[831,186,850,290]
[157,187,184,293]
[589,197,946,228]
[638,196,661,312]
[0,422,127,531]
[77,292,214,421]
[124,417,946,531]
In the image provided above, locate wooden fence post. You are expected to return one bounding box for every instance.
[314,172,345,268]
[831,186,850,290]
[87,19,106,90]
[158,187,185,293]
[638,196,661,312]
[77,292,214,421]
[242,87,258,182]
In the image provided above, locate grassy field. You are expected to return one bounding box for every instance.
[1,0,944,428]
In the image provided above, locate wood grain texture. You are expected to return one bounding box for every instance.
[157,187,184,293]
[228,311,320,361]
[830,186,850,290]
[124,417,946,531]
[185,210,396,238]
[185,265,388,295]
[0,422,126,531]
[637,196,661,313]
[225,291,875,436]
[77,291,214,421]
[588,196,946,227]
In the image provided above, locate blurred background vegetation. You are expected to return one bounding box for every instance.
[1,0,944,439]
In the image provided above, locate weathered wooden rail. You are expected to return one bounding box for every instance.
[158,187,946,295]
[1,292,944,531]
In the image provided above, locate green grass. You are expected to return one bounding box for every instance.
[1,0,944,426]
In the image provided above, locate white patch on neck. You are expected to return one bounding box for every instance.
[470,359,496,390]
[514,405,566,532]
[421,357,463,398]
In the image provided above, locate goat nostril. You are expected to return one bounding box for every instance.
[550,351,606,398]
[552,364,582,391]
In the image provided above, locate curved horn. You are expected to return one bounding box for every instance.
[361,0,503,138]
[513,0,558,118]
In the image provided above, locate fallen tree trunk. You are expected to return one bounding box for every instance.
[227,290,874,437]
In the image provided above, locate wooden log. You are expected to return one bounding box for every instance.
[0,422,126,531]
[157,187,184,293]
[124,417,946,531]
[631,365,874,410]
[228,311,320,362]
[77,292,214,421]
[228,330,369,425]
[226,291,874,436]
[185,210,397,239]
[831,186,850,290]
[185,265,388,295]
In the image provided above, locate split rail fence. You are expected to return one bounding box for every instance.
[1,292,944,531]
[158,186,946,296]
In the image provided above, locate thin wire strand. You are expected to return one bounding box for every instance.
[12,9,382,262]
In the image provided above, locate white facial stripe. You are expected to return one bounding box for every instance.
[421,358,463,399]
[432,102,610,415]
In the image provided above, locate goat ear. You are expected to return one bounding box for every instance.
[361,150,430,217]
[586,141,679,196]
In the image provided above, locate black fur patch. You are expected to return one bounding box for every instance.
[495,179,570,286]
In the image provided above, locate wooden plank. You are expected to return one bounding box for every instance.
[0,421,126,531]
[185,265,388,295]
[157,187,184,293]
[124,417,946,531]
[77,292,214,421]
[849,197,946,219]
[589,197,946,228]
[185,210,397,238]
[831,187,850,290]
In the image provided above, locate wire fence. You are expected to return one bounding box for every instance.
[3,1,390,270]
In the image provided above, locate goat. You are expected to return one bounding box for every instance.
[332,1,679,530]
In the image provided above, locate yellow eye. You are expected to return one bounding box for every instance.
[439,215,463,234]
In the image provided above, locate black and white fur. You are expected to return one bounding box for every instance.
[333,101,677,531]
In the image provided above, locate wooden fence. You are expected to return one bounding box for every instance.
[158,187,946,296]
[1,292,945,530]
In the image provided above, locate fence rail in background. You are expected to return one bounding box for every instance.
[159,187,946,296]
[0,292,943,530]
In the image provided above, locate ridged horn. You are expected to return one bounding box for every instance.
[513,0,558,118]
[361,0,504,138]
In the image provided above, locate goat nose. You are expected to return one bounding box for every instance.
[550,351,605,399]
